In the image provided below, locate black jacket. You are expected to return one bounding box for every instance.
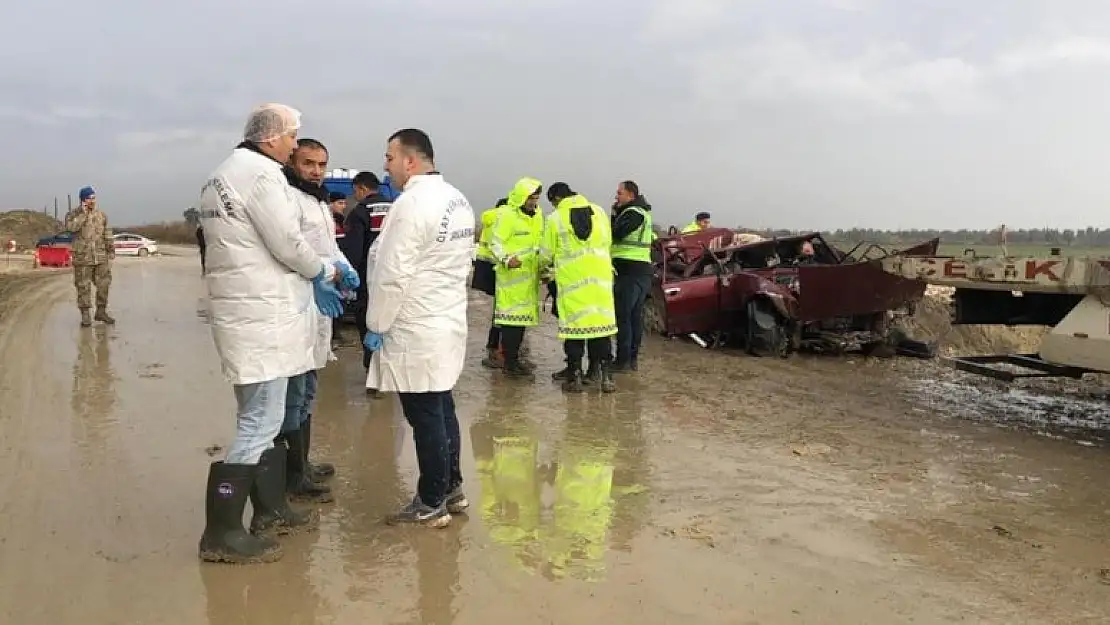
[611,196,654,276]
[338,193,392,295]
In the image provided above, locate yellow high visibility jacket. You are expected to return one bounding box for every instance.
[540,194,617,340]
[611,206,655,263]
[490,177,544,327]
[680,221,702,234]
[476,207,499,262]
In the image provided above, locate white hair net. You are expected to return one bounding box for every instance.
[242,103,302,143]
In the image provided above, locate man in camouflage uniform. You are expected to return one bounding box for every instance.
[65,186,116,327]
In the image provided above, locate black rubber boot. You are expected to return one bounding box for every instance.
[599,362,617,393]
[302,416,335,483]
[198,461,282,564]
[283,430,334,503]
[249,447,320,536]
[582,362,599,385]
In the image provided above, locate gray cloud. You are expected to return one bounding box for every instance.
[3,0,1110,230]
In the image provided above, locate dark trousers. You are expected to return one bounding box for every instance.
[397,390,462,508]
[486,311,501,350]
[354,289,371,369]
[614,273,651,364]
[198,246,207,274]
[565,336,612,372]
[499,325,525,365]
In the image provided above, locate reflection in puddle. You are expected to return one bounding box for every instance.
[71,327,119,446]
[469,390,651,582]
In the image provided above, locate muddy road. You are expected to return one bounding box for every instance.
[1,252,1108,625]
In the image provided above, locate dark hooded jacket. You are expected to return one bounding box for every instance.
[610,195,654,276]
[339,191,392,299]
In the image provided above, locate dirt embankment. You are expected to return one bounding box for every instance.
[0,210,62,251]
[902,286,1047,356]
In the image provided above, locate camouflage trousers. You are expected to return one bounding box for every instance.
[74,263,112,310]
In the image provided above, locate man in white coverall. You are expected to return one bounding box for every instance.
[364,128,476,528]
[196,104,353,565]
[279,137,360,505]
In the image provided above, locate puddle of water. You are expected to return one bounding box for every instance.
[904,369,1110,444]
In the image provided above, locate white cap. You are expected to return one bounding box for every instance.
[243,103,302,143]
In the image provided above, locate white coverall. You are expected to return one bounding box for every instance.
[292,187,351,369]
[365,174,477,393]
[200,147,328,386]
[364,225,384,296]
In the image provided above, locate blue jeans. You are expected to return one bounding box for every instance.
[614,273,651,364]
[225,377,289,465]
[282,370,318,433]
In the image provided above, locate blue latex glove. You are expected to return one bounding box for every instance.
[363,331,384,352]
[312,268,344,318]
[335,261,360,290]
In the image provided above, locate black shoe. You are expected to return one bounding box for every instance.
[385,495,451,528]
[445,486,470,514]
[302,416,335,483]
[503,361,534,379]
[551,366,573,382]
[561,369,585,393]
[198,461,282,564]
[611,361,635,374]
[283,430,334,503]
[249,448,320,536]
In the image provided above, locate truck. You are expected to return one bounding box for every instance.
[880,250,1110,380]
[323,168,397,324]
[323,168,399,238]
[322,168,400,201]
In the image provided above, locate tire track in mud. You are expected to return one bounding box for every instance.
[0,272,68,525]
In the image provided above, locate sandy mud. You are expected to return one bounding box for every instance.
[0,253,1107,625]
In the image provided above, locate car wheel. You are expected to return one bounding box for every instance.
[745,298,789,358]
[642,296,667,336]
[138,247,150,257]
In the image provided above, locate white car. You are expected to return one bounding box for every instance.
[113,233,159,257]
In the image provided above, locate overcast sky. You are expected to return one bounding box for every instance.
[3,0,1110,230]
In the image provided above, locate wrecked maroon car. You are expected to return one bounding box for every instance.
[645,230,940,356]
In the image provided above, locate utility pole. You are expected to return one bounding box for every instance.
[54,197,58,221]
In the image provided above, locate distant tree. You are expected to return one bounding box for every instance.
[183,207,200,226]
